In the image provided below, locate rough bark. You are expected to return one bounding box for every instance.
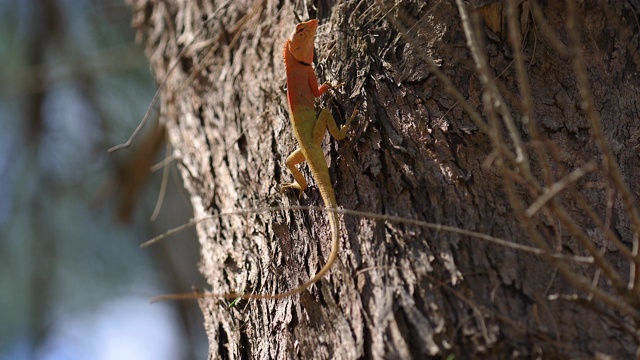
[127,0,640,358]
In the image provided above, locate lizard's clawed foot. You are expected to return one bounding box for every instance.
[326,82,345,90]
[280,182,304,199]
[346,105,359,128]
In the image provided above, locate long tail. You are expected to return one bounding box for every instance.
[152,201,340,302]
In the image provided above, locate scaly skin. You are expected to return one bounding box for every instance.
[152,19,357,302]
[273,19,357,299]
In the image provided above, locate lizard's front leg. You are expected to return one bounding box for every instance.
[314,106,358,143]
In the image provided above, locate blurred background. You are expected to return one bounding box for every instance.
[1,0,207,359]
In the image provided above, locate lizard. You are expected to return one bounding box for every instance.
[274,18,358,298]
[151,18,357,302]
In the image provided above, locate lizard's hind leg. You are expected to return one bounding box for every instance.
[281,148,307,197]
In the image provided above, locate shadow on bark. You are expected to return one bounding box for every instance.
[125,0,640,358]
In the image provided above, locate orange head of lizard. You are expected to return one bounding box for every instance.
[287,19,319,65]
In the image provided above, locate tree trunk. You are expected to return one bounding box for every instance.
[127,0,640,358]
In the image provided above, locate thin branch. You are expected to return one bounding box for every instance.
[565,0,640,293]
[506,0,553,186]
[108,1,231,153]
[530,0,570,58]
[141,205,593,264]
[503,168,640,323]
[456,0,531,176]
[526,160,597,217]
[150,140,171,221]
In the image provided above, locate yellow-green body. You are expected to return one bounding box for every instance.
[148,19,357,302]
[274,19,357,298]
